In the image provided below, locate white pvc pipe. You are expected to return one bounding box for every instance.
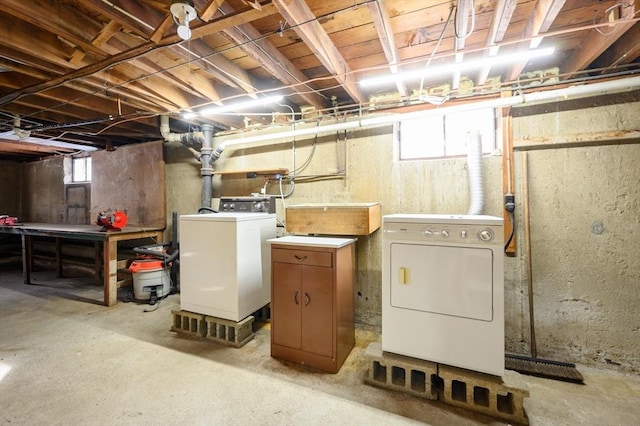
[214,76,640,151]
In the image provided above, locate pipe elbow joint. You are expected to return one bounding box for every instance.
[211,145,224,162]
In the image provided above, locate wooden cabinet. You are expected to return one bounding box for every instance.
[268,236,355,373]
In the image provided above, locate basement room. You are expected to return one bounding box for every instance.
[0,0,639,425]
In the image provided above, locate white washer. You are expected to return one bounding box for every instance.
[382,214,504,376]
[179,213,276,322]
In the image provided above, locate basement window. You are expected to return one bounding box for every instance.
[66,156,91,183]
[397,108,496,160]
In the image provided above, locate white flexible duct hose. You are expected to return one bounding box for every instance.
[466,131,484,215]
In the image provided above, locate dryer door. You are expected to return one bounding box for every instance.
[389,243,494,321]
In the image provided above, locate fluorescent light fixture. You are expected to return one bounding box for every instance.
[0,130,98,152]
[183,95,284,119]
[360,47,555,87]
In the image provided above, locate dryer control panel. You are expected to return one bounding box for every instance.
[384,221,500,245]
[219,196,275,213]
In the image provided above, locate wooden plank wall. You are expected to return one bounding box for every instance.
[91,140,166,228]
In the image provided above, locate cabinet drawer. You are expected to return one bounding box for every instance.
[272,248,332,267]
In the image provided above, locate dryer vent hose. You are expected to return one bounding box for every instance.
[467,132,484,215]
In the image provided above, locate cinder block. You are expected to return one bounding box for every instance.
[363,342,438,400]
[438,364,530,425]
[362,343,530,425]
[204,315,254,348]
[171,310,206,337]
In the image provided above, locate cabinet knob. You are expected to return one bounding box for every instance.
[294,254,307,261]
[293,291,299,305]
[304,292,310,306]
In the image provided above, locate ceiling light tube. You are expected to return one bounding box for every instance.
[183,95,284,119]
[360,47,555,87]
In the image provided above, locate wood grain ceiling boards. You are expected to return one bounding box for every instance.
[0,0,638,161]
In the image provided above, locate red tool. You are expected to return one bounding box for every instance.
[0,215,20,226]
[96,209,128,231]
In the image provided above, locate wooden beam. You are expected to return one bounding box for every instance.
[0,0,108,58]
[508,0,566,81]
[70,21,122,65]
[0,139,75,155]
[477,0,517,86]
[0,4,276,107]
[367,0,408,97]
[273,0,365,104]
[514,130,640,150]
[166,40,258,95]
[81,0,167,40]
[592,22,640,71]
[217,3,327,109]
[501,91,516,255]
[562,1,638,79]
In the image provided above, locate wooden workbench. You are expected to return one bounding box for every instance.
[0,223,164,306]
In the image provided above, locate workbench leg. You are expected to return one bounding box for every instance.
[21,235,32,284]
[103,239,118,306]
[55,238,63,278]
[94,242,102,286]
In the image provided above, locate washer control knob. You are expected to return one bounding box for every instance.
[461,230,467,239]
[423,229,433,236]
[478,229,494,242]
[441,230,450,238]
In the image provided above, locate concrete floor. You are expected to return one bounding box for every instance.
[1,266,639,426]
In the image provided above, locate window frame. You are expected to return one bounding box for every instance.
[71,156,92,183]
[396,107,499,161]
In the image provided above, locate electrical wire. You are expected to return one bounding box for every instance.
[143,297,162,312]
[419,5,455,96]
[594,2,634,36]
[293,124,319,175]
[504,210,515,252]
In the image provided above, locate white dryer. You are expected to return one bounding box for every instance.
[382,214,504,376]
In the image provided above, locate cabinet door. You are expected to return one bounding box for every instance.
[301,265,334,358]
[272,262,302,349]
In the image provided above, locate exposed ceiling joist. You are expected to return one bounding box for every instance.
[273,0,365,104]
[563,0,638,78]
[0,0,638,162]
[367,0,408,97]
[508,0,566,81]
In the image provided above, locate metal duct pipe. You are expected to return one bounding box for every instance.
[466,132,484,215]
[200,124,214,208]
